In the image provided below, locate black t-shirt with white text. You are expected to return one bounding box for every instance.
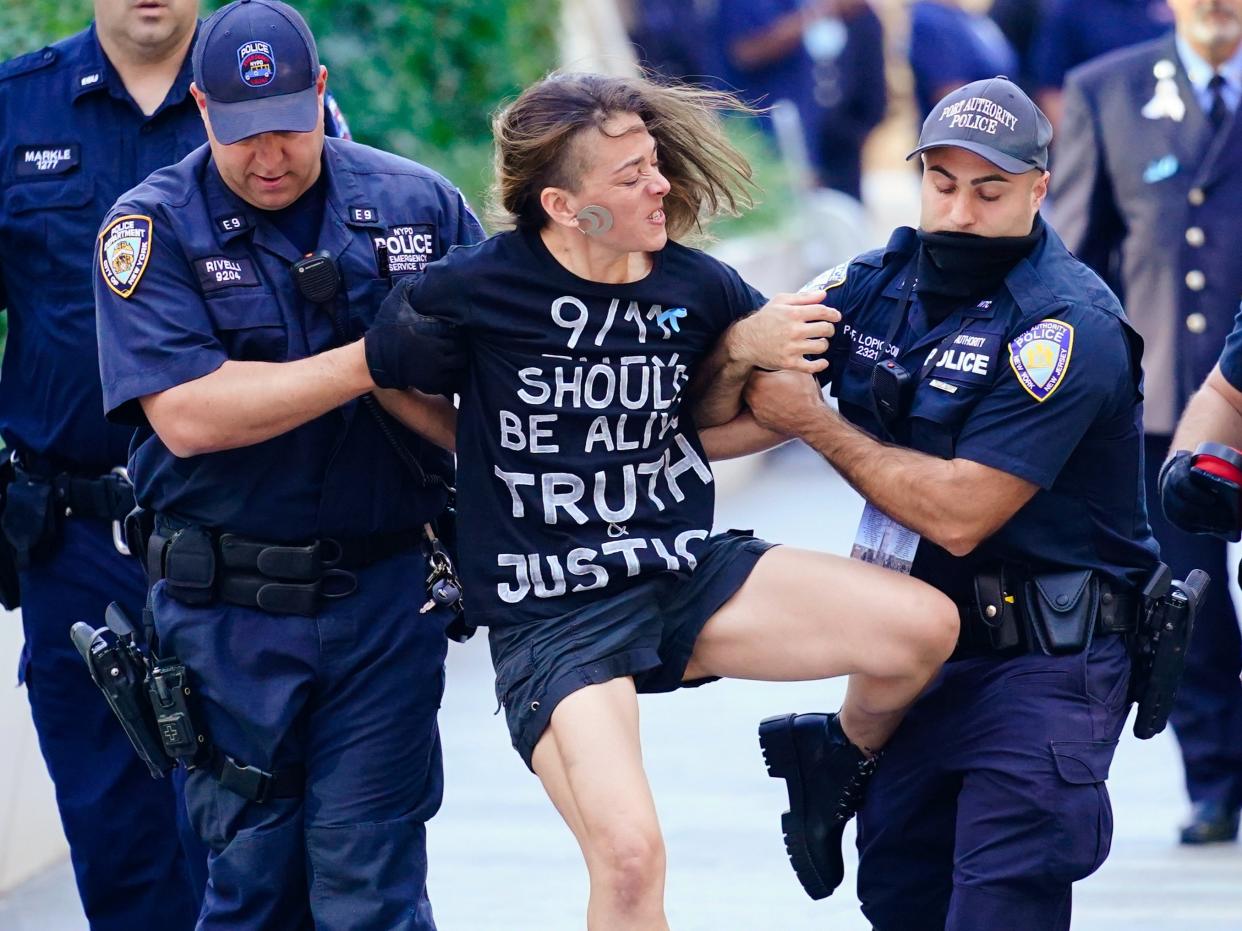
[401,226,765,626]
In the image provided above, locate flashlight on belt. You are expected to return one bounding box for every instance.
[1191,441,1242,486]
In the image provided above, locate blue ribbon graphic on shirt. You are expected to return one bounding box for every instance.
[656,306,688,333]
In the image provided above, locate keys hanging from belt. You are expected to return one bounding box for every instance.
[420,522,462,614]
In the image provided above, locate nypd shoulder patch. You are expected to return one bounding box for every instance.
[99,214,153,299]
[800,262,848,294]
[1009,318,1074,402]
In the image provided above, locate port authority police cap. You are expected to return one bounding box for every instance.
[908,76,1052,174]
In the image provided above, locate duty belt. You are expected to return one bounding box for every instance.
[953,569,1141,660]
[12,455,135,554]
[149,517,425,615]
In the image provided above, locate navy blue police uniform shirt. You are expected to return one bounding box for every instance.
[1216,303,1242,392]
[0,23,351,474]
[813,221,1160,599]
[95,137,483,541]
[395,226,765,627]
[909,1,1018,119]
[0,26,203,473]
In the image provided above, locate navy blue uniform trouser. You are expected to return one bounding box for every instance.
[18,517,205,930]
[152,546,448,931]
[856,635,1131,931]
[1144,433,1242,809]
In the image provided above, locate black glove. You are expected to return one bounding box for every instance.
[364,283,467,393]
[1159,450,1242,541]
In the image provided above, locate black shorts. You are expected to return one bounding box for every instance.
[488,530,775,771]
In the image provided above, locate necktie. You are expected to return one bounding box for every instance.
[1209,73,1228,132]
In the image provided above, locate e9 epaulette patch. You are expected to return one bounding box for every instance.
[99,215,153,299]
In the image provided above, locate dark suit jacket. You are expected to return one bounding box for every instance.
[1054,33,1242,433]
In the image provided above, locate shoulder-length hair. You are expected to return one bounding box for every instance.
[489,71,756,241]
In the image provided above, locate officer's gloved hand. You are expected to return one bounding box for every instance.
[1159,450,1242,541]
[364,284,466,393]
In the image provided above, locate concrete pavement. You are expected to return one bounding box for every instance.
[2,444,1240,929]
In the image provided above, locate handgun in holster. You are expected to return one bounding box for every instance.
[72,601,207,778]
[1128,564,1210,740]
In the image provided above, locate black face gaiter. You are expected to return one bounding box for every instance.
[915,214,1046,301]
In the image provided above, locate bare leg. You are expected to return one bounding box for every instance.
[531,678,670,931]
[684,546,959,752]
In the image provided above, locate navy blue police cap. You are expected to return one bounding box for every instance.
[907,76,1052,174]
[192,0,321,145]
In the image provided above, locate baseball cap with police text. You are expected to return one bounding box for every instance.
[907,76,1052,175]
[192,0,321,145]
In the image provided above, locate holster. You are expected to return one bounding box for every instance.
[1129,566,1210,739]
[72,601,302,801]
[71,604,174,779]
[1,472,60,571]
[0,457,20,609]
[1021,570,1099,656]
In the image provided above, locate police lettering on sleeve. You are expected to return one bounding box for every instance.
[410,225,763,627]
[952,307,1137,489]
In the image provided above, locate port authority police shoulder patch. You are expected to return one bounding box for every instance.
[99,215,153,299]
[800,262,848,294]
[1009,318,1073,402]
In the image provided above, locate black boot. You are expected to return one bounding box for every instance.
[1179,801,1240,844]
[758,712,878,900]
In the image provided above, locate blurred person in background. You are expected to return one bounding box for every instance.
[626,0,718,82]
[1030,0,1174,130]
[716,0,886,199]
[1055,0,1242,844]
[909,0,1018,121]
[988,0,1051,90]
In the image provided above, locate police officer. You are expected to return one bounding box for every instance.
[1,0,304,924]
[1160,312,1242,551]
[93,1,481,926]
[1055,0,1242,843]
[0,1,350,922]
[747,78,1161,930]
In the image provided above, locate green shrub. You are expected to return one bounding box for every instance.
[293,0,558,213]
[0,2,793,240]
[0,2,559,216]
[0,3,92,61]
